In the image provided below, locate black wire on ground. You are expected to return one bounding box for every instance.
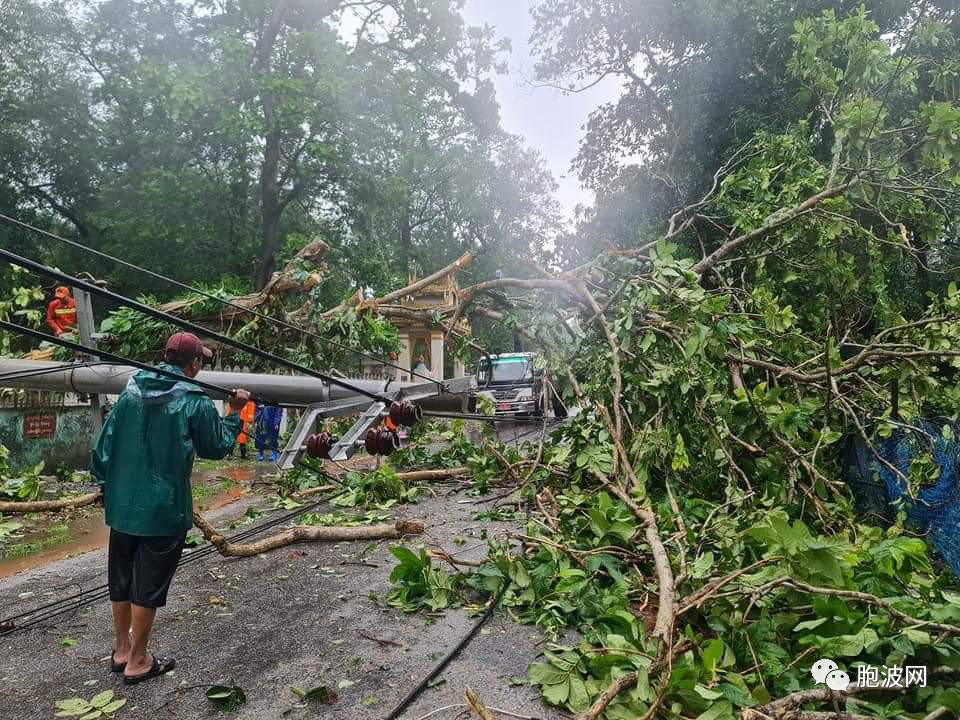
[0,212,442,387]
[0,496,330,635]
[0,247,399,405]
[383,581,508,720]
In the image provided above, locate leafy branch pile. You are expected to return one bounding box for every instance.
[386,9,960,720]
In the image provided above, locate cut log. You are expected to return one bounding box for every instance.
[0,491,101,514]
[193,511,424,558]
[395,467,470,483]
[291,484,338,499]
[291,468,469,499]
[464,687,496,720]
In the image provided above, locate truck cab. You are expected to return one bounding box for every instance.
[472,352,565,417]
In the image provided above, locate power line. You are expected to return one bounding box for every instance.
[0,320,285,407]
[422,410,559,426]
[0,212,441,386]
[0,246,399,405]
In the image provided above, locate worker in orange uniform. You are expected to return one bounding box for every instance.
[46,286,78,336]
[227,398,256,460]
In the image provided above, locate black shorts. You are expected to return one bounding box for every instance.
[108,530,186,608]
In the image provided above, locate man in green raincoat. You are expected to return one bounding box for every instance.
[91,331,249,684]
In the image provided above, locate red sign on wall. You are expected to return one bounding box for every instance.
[23,413,57,439]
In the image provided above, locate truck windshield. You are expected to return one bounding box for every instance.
[478,358,532,384]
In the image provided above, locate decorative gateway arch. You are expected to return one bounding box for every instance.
[360,264,471,383]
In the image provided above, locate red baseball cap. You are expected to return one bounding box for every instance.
[164,332,213,363]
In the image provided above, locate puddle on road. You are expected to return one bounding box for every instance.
[0,464,273,580]
[0,511,109,580]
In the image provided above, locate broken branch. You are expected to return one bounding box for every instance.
[193,511,424,557]
[0,491,101,514]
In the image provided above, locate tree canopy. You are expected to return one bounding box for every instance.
[0,0,559,303]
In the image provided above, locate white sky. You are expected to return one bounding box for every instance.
[461,0,622,222]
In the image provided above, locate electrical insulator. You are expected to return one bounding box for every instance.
[389,400,423,427]
[365,428,379,455]
[378,429,400,456]
[305,432,336,459]
[364,427,400,456]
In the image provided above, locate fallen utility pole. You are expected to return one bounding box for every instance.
[0,360,473,411]
[0,246,418,403]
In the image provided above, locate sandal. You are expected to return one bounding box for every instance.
[122,655,176,685]
[110,652,126,673]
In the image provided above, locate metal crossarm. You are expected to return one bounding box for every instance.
[277,397,375,470]
[278,376,475,467]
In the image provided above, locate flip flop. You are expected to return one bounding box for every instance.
[122,656,176,685]
[110,652,126,673]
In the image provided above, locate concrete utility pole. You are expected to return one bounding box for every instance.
[0,360,474,411]
[72,288,103,435]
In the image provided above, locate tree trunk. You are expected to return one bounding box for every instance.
[253,0,288,290]
[400,206,412,276]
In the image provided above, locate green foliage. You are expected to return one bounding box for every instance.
[0,453,44,502]
[0,0,557,303]
[331,467,417,509]
[386,545,466,612]
[54,690,126,718]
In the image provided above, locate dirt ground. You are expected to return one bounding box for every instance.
[0,463,567,720]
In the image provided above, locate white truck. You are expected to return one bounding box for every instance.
[471,352,566,418]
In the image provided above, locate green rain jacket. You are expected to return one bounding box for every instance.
[91,364,242,537]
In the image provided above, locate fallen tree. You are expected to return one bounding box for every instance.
[192,510,424,557]
[0,491,100,514]
[376,9,960,720]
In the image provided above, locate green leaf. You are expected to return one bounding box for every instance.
[697,700,734,720]
[101,699,126,714]
[702,638,725,678]
[568,675,590,712]
[89,690,114,708]
[542,679,570,706]
[695,684,725,701]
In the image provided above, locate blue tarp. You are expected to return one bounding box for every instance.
[844,421,960,576]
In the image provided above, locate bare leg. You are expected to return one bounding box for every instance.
[111,601,132,663]
[123,604,157,676]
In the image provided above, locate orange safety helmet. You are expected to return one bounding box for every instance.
[55,286,71,299]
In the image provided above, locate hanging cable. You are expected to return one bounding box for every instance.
[0,247,399,404]
[0,320,290,407]
[0,212,442,386]
[422,410,557,425]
